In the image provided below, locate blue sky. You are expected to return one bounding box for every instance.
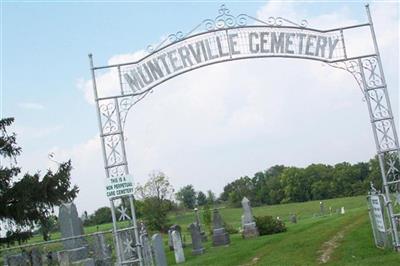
[2,1,399,214]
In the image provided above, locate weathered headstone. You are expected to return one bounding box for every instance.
[167,229,174,251]
[194,208,207,242]
[59,203,86,250]
[92,233,112,266]
[6,254,28,266]
[320,201,325,215]
[151,234,168,266]
[58,202,94,265]
[30,248,42,266]
[171,230,185,264]
[290,214,297,224]
[212,209,230,246]
[57,250,71,266]
[341,206,346,214]
[140,223,154,266]
[45,251,57,265]
[189,223,205,255]
[168,224,184,250]
[241,197,259,238]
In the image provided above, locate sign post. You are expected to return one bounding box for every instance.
[367,185,393,250]
[105,175,134,199]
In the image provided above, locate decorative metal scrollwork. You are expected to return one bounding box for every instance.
[386,153,400,181]
[265,16,308,28]
[123,238,136,254]
[100,101,118,134]
[146,4,308,54]
[105,134,122,165]
[361,57,383,88]
[110,165,125,177]
[118,205,131,221]
[203,4,247,30]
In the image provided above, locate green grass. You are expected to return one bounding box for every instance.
[2,196,399,265]
[165,196,399,265]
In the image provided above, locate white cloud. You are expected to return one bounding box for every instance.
[77,50,147,104]
[59,2,399,214]
[18,102,45,110]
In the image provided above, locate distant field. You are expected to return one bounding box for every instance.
[2,196,399,265]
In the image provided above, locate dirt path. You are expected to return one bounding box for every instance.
[240,256,260,266]
[317,215,364,264]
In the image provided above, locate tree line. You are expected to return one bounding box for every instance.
[220,160,382,207]
[84,158,383,232]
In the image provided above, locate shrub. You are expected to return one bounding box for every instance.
[224,221,239,234]
[255,216,287,236]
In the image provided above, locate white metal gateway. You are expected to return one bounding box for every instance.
[89,4,400,264]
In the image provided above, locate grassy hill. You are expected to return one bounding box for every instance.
[2,196,399,265]
[164,195,399,265]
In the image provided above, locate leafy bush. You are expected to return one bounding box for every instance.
[224,221,239,234]
[202,204,212,234]
[255,216,287,236]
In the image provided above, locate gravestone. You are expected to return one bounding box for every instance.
[30,248,42,266]
[194,208,207,242]
[290,214,297,224]
[6,254,28,266]
[45,251,57,265]
[59,203,86,249]
[320,201,325,215]
[58,250,71,266]
[139,223,154,266]
[171,230,185,264]
[189,223,205,255]
[168,224,184,250]
[151,234,168,266]
[58,202,95,265]
[167,229,174,251]
[92,233,112,266]
[241,197,259,238]
[341,207,346,214]
[212,209,230,246]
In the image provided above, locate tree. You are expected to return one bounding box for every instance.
[176,185,196,209]
[0,118,79,243]
[85,207,113,226]
[223,177,254,207]
[37,215,58,241]
[135,171,174,231]
[206,190,216,205]
[197,191,207,206]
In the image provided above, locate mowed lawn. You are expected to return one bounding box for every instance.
[165,196,399,265]
[2,196,399,265]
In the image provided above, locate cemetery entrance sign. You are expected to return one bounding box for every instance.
[89,4,400,264]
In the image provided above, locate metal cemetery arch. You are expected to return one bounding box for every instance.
[89,4,400,265]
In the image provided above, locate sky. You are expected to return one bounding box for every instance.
[1,1,399,215]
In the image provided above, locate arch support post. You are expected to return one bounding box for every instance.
[358,55,400,250]
[89,54,144,265]
[364,4,400,250]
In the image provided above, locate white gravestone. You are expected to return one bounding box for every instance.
[171,230,185,264]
